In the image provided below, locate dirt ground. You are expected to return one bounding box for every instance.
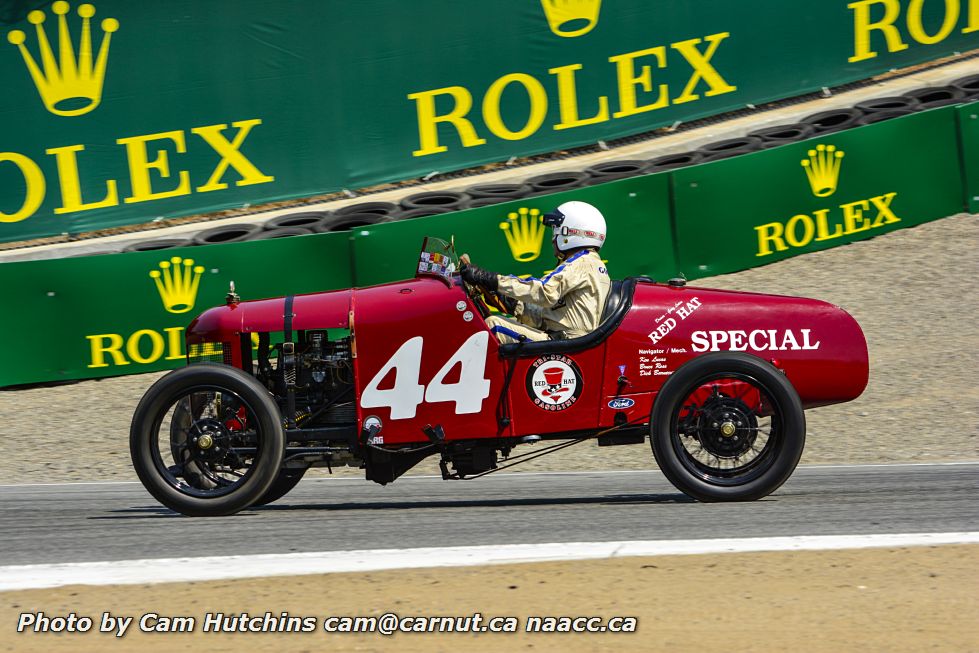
[1,545,975,653]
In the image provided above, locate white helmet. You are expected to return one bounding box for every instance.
[542,201,607,253]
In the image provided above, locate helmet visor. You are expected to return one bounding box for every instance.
[542,208,565,228]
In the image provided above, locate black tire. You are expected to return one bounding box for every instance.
[650,353,805,502]
[697,136,762,154]
[400,191,467,210]
[854,96,921,114]
[855,109,916,126]
[465,183,530,200]
[122,238,193,253]
[700,147,754,163]
[252,468,308,506]
[747,123,816,143]
[130,363,284,516]
[584,159,650,178]
[192,223,262,246]
[646,151,703,172]
[902,85,964,107]
[466,196,517,208]
[334,201,399,216]
[313,213,393,232]
[800,108,862,134]
[951,74,979,96]
[526,171,588,193]
[264,211,330,230]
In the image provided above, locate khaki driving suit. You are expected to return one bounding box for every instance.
[485,249,610,344]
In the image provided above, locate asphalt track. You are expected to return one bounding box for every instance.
[1,462,976,568]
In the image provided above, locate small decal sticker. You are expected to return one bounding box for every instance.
[526,354,583,412]
[608,397,636,409]
[462,310,474,322]
[364,415,384,444]
[456,301,467,311]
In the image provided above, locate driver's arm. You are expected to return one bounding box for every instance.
[496,263,577,310]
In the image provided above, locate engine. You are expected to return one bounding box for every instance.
[254,330,355,428]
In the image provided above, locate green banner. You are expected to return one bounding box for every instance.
[352,175,675,288]
[673,107,966,277]
[0,233,352,386]
[959,101,979,213]
[2,0,977,243]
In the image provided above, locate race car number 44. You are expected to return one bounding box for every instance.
[360,332,491,419]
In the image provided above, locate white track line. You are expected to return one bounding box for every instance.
[1,532,977,592]
[1,461,976,489]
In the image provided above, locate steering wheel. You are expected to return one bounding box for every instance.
[464,279,492,318]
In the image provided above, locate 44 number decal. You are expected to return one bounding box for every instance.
[360,332,491,419]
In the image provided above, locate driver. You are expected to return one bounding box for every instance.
[461,200,610,344]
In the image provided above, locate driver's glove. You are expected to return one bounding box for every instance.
[460,263,499,292]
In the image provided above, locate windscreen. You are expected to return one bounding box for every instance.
[416,237,459,283]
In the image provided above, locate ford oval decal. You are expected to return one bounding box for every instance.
[608,398,635,409]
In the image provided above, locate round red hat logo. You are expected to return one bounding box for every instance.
[526,355,583,411]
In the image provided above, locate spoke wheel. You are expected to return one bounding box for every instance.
[130,363,284,516]
[651,353,805,502]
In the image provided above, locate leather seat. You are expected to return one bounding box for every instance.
[498,277,647,357]
[600,279,626,324]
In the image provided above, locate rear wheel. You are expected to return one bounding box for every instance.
[130,363,284,516]
[252,468,308,506]
[650,353,805,502]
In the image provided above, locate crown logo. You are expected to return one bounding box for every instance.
[7,2,119,117]
[540,0,601,38]
[500,207,546,262]
[150,257,205,314]
[801,144,845,198]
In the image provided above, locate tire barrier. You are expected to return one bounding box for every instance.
[697,136,763,155]
[248,227,315,240]
[121,238,194,253]
[700,148,756,163]
[400,191,468,211]
[22,87,976,259]
[952,74,979,97]
[855,108,917,126]
[313,213,393,232]
[584,160,651,179]
[263,211,331,230]
[800,108,863,134]
[464,183,530,200]
[646,151,703,173]
[747,123,816,143]
[525,171,589,193]
[192,223,263,246]
[334,201,400,216]
[391,207,455,220]
[854,96,922,114]
[902,86,966,109]
[466,196,516,208]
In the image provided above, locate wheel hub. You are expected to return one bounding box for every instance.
[692,397,758,457]
[189,419,231,462]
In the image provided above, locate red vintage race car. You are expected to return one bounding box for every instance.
[130,237,869,516]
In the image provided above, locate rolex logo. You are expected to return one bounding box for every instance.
[7,2,119,117]
[801,144,845,198]
[540,0,602,38]
[500,207,546,262]
[150,257,205,314]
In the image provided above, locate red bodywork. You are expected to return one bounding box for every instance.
[187,276,868,446]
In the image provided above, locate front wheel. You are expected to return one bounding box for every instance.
[650,353,805,502]
[130,363,285,516]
